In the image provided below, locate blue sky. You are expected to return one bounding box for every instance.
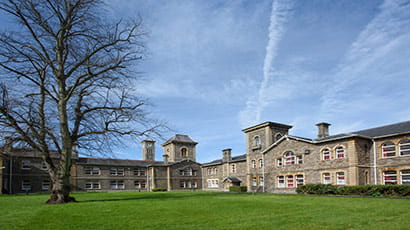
[104,0,410,163]
[2,0,409,163]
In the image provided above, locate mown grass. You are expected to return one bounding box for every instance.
[0,191,409,230]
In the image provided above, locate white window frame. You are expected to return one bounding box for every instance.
[110,180,125,189]
[285,151,295,165]
[259,159,264,168]
[286,175,294,188]
[254,136,261,146]
[259,177,264,186]
[383,170,397,184]
[277,176,285,188]
[252,177,257,186]
[335,146,345,159]
[382,142,396,158]
[296,175,304,187]
[399,140,410,156]
[323,173,331,184]
[252,160,256,169]
[336,172,345,185]
[21,180,31,191]
[322,149,330,160]
[400,170,410,185]
[297,155,303,164]
[110,168,124,176]
[41,180,50,190]
[85,181,100,190]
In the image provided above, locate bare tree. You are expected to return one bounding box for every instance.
[0,0,165,204]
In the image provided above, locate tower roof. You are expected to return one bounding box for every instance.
[162,134,198,146]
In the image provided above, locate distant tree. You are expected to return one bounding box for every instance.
[0,0,165,204]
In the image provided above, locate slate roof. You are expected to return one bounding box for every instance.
[162,134,198,146]
[202,154,246,166]
[315,120,410,141]
[223,176,242,183]
[77,157,165,166]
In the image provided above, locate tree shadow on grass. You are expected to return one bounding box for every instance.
[77,191,228,203]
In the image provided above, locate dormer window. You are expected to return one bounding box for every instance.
[254,136,260,146]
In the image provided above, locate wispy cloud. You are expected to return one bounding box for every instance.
[319,0,410,124]
[239,0,294,128]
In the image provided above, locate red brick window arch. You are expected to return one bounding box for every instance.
[382,142,396,157]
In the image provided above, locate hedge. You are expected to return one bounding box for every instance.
[152,188,167,192]
[229,186,248,192]
[296,184,410,197]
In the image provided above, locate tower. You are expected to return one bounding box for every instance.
[161,134,198,162]
[141,140,155,161]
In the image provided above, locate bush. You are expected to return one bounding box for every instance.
[229,186,247,192]
[152,188,167,192]
[297,184,410,197]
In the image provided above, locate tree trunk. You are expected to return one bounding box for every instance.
[46,170,76,204]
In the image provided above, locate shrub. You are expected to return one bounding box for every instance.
[152,188,167,192]
[229,186,247,192]
[297,184,410,197]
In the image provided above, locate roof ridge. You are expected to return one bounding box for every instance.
[351,120,410,134]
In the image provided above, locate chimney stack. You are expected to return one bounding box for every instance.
[316,122,331,138]
[222,148,232,162]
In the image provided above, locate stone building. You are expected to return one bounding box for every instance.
[202,120,410,192]
[2,121,410,194]
[1,134,202,194]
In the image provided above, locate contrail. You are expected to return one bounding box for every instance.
[239,0,294,127]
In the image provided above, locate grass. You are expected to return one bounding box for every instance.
[0,191,409,230]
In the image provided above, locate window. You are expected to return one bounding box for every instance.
[285,151,295,165]
[335,146,345,159]
[180,181,192,188]
[399,140,410,156]
[192,181,198,188]
[180,168,196,176]
[134,168,146,176]
[382,142,396,157]
[85,181,100,189]
[336,172,345,185]
[383,170,397,184]
[297,155,303,164]
[41,180,50,190]
[296,175,304,187]
[208,179,219,188]
[135,181,146,189]
[278,176,285,188]
[85,167,100,175]
[275,133,283,141]
[254,136,260,146]
[277,158,282,167]
[110,168,124,176]
[41,161,48,170]
[21,180,31,191]
[252,177,257,186]
[207,168,212,175]
[323,173,331,184]
[400,170,410,185]
[252,160,256,168]
[286,175,294,188]
[322,148,330,160]
[181,148,188,158]
[231,164,236,173]
[259,159,264,168]
[111,181,125,189]
[259,177,264,186]
[21,160,31,169]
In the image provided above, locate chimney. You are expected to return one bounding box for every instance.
[316,122,331,138]
[163,154,169,164]
[222,148,232,162]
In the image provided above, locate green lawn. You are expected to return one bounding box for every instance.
[0,191,409,230]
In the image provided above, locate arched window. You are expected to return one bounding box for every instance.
[285,151,295,165]
[335,146,345,159]
[181,148,188,158]
[322,148,330,160]
[399,140,410,156]
[382,142,396,157]
[254,136,260,146]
